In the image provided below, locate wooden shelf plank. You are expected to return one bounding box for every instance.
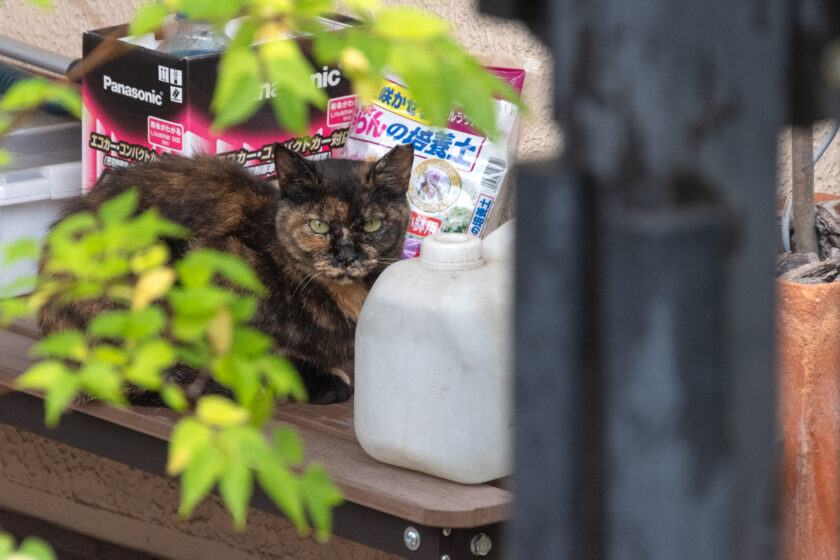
[0,324,510,529]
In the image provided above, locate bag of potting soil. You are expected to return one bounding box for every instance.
[341,66,525,258]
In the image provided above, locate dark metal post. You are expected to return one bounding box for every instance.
[504,0,787,558]
[513,167,597,560]
[602,204,729,559]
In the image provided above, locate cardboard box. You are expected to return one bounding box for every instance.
[81,20,356,190]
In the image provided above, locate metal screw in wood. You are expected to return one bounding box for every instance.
[470,533,492,556]
[404,526,421,551]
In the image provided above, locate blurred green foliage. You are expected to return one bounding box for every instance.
[1,0,523,164]
[0,0,514,540]
[0,190,341,536]
[0,533,56,560]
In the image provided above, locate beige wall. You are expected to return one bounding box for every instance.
[0,0,560,163]
[4,0,840,194]
[778,120,840,197]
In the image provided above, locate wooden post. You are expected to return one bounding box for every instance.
[791,126,818,254]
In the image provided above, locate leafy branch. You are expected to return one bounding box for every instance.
[0,190,342,536]
[129,0,522,136]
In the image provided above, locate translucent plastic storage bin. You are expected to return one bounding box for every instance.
[0,113,82,296]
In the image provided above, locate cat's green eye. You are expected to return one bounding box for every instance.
[363,218,382,233]
[309,219,329,234]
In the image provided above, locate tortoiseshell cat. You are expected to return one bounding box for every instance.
[38,144,414,404]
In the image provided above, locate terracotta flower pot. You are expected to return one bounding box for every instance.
[778,278,840,560]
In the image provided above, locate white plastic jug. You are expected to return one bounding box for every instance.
[354,221,514,484]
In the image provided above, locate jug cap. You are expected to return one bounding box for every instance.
[420,233,484,270]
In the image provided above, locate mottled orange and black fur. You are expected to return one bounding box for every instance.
[38,144,414,404]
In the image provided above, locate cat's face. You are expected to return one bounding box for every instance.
[273,144,413,283]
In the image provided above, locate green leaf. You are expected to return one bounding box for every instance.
[2,238,39,266]
[99,189,139,225]
[168,417,212,475]
[16,360,67,391]
[388,44,449,126]
[177,0,242,20]
[44,370,79,427]
[30,330,87,361]
[301,463,343,540]
[212,354,260,409]
[129,2,168,36]
[208,306,233,354]
[130,244,170,273]
[92,308,164,340]
[206,251,267,295]
[126,339,175,389]
[168,286,232,315]
[260,355,306,401]
[172,312,214,342]
[124,210,189,250]
[175,342,212,369]
[24,0,53,8]
[210,46,263,131]
[248,387,276,427]
[132,267,176,310]
[0,149,11,167]
[45,83,82,119]
[0,297,33,326]
[228,296,256,322]
[92,344,129,366]
[0,533,14,557]
[178,438,225,518]
[232,327,272,358]
[219,425,271,467]
[0,78,50,111]
[261,40,327,107]
[273,425,303,465]
[79,362,125,403]
[196,395,250,427]
[17,537,57,560]
[175,254,214,289]
[257,462,307,531]
[0,78,79,117]
[219,461,253,530]
[89,311,129,339]
[372,7,448,39]
[161,383,188,412]
[229,19,258,50]
[64,280,104,301]
[295,0,334,17]
[124,306,167,339]
[270,87,308,135]
[48,212,97,243]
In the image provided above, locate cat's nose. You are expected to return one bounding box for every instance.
[336,244,355,266]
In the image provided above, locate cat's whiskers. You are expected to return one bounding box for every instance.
[292,271,323,299]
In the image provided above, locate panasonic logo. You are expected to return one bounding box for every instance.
[258,67,342,101]
[103,75,163,106]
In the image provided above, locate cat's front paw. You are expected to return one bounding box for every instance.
[306,370,353,404]
[311,376,353,404]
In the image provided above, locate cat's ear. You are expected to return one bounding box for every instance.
[373,144,414,195]
[274,144,316,188]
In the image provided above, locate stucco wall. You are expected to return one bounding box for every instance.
[0,423,400,560]
[778,120,840,197]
